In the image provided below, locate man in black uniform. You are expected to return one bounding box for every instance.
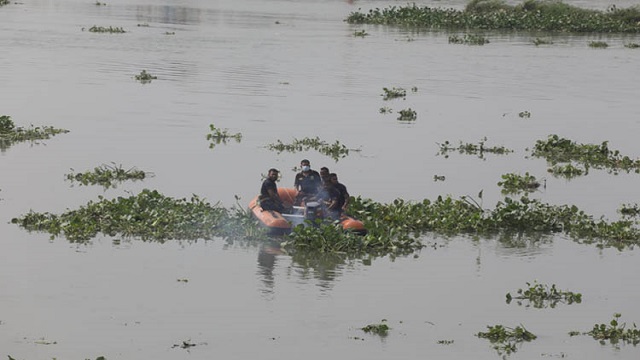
[316,178,342,220]
[293,159,321,205]
[259,168,286,213]
[330,173,350,212]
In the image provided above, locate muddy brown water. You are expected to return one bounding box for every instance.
[1,0,640,359]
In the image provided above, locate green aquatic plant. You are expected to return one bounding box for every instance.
[619,204,640,217]
[65,163,150,189]
[95,2,106,6]
[533,37,553,45]
[518,111,531,118]
[448,34,490,45]
[88,25,125,33]
[137,23,150,27]
[11,189,264,242]
[588,41,608,48]
[346,1,640,33]
[532,134,640,175]
[625,42,640,48]
[433,175,446,182]
[585,313,640,346]
[1,0,11,6]
[165,32,175,35]
[477,324,536,356]
[381,87,406,100]
[498,172,541,194]
[547,163,586,179]
[437,339,454,345]
[353,29,368,37]
[266,137,357,161]
[0,115,69,151]
[361,320,390,336]
[506,281,582,308]
[379,106,393,114]
[134,70,157,83]
[206,124,242,149]
[437,137,513,159]
[397,108,417,121]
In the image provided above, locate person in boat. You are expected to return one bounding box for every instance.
[330,173,350,212]
[316,178,343,220]
[320,167,330,184]
[293,159,322,205]
[259,168,287,213]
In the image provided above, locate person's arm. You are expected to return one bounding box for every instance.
[342,185,350,210]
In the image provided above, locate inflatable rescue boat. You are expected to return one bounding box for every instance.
[248,187,366,235]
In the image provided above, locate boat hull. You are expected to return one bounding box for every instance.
[249,187,366,235]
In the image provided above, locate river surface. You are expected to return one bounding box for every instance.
[1,0,640,359]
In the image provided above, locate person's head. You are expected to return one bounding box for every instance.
[268,168,279,181]
[300,159,311,172]
[320,167,329,177]
[330,173,339,184]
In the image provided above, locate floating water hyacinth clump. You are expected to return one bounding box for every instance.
[506,281,582,308]
[397,108,417,121]
[361,320,390,336]
[437,137,513,159]
[135,70,157,83]
[206,124,242,149]
[381,87,406,100]
[353,29,368,37]
[625,42,640,48]
[65,163,151,189]
[498,172,541,194]
[448,34,490,45]
[477,324,536,356]
[1,0,11,6]
[0,115,69,151]
[533,37,553,45]
[346,1,640,33]
[574,313,640,346]
[88,25,125,33]
[266,137,356,161]
[588,41,608,48]
[532,134,640,175]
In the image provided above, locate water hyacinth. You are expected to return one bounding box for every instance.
[345,0,640,33]
[65,163,150,189]
[0,115,69,151]
[11,190,263,242]
[266,137,356,161]
[532,134,640,175]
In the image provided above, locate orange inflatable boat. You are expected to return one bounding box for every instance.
[248,187,366,235]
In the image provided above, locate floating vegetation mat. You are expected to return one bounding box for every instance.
[345,1,640,33]
[448,34,490,45]
[135,70,157,83]
[1,0,11,6]
[532,134,640,177]
[0,115,69,151]
[477,324,536,356]
[266,137,358,161]
[506,281,582,308]
[571,313,640,346]
[12,190,263,243]
[13,188,640,251]
[437,137,513,159]
[65,163,151,189]
[87,25,126,33]
[206,124,242,149]
[498,172,541,195]
[361,320,390,337]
